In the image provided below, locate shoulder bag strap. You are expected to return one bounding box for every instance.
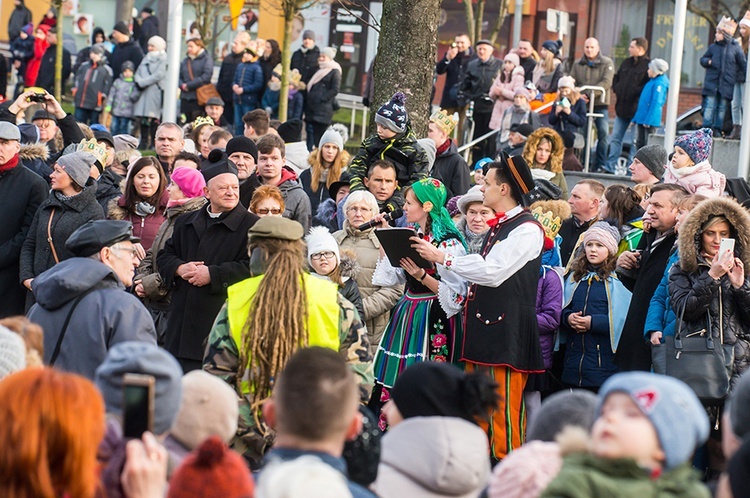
[187,59,194,81]
[47,208,60,264]
[49,288,96,366]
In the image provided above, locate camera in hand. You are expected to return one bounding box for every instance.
[25,87,48,103]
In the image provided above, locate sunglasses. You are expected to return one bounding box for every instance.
[256,208,282,215]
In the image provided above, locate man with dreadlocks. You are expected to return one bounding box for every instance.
[203,216,374,467]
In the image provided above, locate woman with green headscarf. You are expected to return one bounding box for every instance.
[370,178,468,416]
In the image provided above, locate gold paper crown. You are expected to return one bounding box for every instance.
[531,206,563,240]
[192,116,214,128]
[77,138,109,166]
[718,16,738,36]
[429,108,459,135]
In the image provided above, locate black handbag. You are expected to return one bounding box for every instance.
[665,294,731,403]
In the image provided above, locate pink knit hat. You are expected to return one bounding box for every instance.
[487,441,563,498]
[171,167,206,199]
[582,221,620,256]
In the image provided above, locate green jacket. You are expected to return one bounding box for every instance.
[203,293,374,466]
[541,453,710,498]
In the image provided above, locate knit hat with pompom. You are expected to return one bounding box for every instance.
[375,92,409,134]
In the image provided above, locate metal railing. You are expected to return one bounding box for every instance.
[578,86,606,173]
[457,99,556,162]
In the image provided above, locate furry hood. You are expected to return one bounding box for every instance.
[19,143,49,161]
[678,196,750,273]
[338,248,360,279]
[523,128,564,173]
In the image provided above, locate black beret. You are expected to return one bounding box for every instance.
[201,149,239,183]
[65,220,140,257]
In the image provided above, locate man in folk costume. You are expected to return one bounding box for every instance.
[412,153,545,461]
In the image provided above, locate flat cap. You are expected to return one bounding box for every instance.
[0,122,21,141]
[205,97,224,107]
[248,216,304,242]
[65,220,140,257]
[31,110,57,123]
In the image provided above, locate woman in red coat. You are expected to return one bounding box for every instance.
[25,25,50,87]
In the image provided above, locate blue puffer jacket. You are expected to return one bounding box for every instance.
[644,248,679,341]
[700,38,747,99]
[561,275,618,388]
[633,74,669,127]
[232,60,263,107]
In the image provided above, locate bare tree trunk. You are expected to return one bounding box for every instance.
[489,0,510,45]
[116,0,136,23]
[463,0,475,43]
[278,12,295,122]
[372,0,441,137]
[474,0,486,41]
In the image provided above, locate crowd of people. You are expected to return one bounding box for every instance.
[3,7,750,498]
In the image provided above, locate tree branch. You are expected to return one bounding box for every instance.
[333,0,381,31]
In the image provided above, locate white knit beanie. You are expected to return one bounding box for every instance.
[305,226,340,266]
[0,325,26,380]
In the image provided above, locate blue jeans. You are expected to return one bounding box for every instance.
[306,121,316,150]
[74,108,100,126]
[233,101,256,136]
[110,116,132,136]
[583,109,610,171]
[702,94,730,130]
[607,115,633,171]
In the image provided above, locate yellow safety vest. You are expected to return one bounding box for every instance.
[227,273,341,394]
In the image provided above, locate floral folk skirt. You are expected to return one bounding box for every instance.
[373,290,461,388]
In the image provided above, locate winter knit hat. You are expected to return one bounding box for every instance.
[375,92,409,134]
[487,441,563,498]
[582,221,620,256]
[411,177,466,247]
[320,46,337,60]
[446,195,461,217]
[147,35,166,52]
[728,369,750,439]
[170,371,239,450]
[674,127,712,165]
[557,75,575,89]
[306,226,340,266]
[56,151,97,189]
[0,325,26,380]
[634,144,667,179]
[504,52,520,66]
[171,166,206,199]
[278,119,303,143]
[648,58,669,76]
[542,39,563,56]
[514,87,531,100]
[225,135,258,164]
[22,23,34,36]
[113,21,130,36]
[167,436,255,498]
[318,126,344,150]
[94,342,183,435]
[526,389,598,442]
[417,138,436,170]
[391,361,492,423]
[113,134,139,152]
[598,372,710,470]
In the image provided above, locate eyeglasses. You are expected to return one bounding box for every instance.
[310,251,336,260]
[111,244,138,258]
[347,206,372,213]
[256,208,282,215]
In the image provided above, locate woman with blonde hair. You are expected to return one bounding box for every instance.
[0,368,106,498]
[532,40,564,94]
[523,127,568,199]
[301,125,350,215]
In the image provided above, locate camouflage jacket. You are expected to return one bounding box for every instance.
[348,124,429,194]
[203,292,374,466]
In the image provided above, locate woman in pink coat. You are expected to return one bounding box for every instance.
[489,53,526,129]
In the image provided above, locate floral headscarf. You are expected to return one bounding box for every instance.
[410,178,466,248]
